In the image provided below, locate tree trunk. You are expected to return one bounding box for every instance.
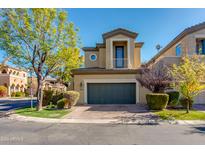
[36,76,44,111]
[186,99,190,114]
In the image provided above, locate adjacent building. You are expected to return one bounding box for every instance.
[0,65,27,96]
[27,77,67,96]
[147,22,205,67]
[146,22,205,104]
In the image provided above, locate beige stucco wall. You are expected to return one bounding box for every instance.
[152,28,205,66]
[84,51,99,68]
[0,66,27,96]
[84,34,142,69]
[74,74,150,104]
[105,34,139,69]
[134,47,141,68]
[99,48,106,68]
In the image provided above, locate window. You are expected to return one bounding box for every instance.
[175,44,181,56]
[90,54,97,61]
[1,69,7,74]
[196,39,205,55]
[115,46,124,68]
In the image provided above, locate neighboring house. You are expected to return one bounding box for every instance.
[146,22,205,104]
[147,22,205,67]
[0,65,27,96]
[27,77,67,96]
[72,28,150,104]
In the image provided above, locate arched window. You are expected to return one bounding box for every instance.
[1,69,7,74]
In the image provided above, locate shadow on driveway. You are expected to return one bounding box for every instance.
[85,104,149,113]
[188,126,205,135]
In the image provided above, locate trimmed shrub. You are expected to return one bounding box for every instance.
[24,91,30,97]
[57,98,68,109]
[0,86,7,97]
[15,91,25,97]
[11,92,16,97]
[179,97,193,109]
[166,91,180,107]
[64,91,80,108]
[42,90,54,106]
[52,92,64,105]
[146,93,169,110]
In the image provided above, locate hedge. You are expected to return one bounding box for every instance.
[0,86,7,97]
[146,93,169,110]
[42,90,54,106]
[11,91,25,97]
[57,98,68,109]
[64,91,80,108]
[166,91,180,107]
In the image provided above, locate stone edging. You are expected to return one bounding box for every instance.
[6,114,205,125]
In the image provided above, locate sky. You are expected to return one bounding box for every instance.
[1,9,205,64]
[66,8,205,62]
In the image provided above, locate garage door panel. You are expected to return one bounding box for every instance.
[87,83,136,104]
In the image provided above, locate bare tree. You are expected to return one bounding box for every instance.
[137,62,173,93]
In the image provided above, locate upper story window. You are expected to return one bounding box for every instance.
[175,44,181,56]
[90,54,97,61]
[115,46,124,68]
[196,39,205,55]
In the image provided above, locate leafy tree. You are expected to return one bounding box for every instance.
[0,9,81,111]
[137,62,172,93]
[171,55,205,113]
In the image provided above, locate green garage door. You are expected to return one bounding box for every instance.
[87,83,136,104]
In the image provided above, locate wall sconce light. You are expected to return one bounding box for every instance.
[80,81,84,90]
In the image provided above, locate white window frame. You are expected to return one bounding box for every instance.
[110,38,131,69]
[89,53,97,61]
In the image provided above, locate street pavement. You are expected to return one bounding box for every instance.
[0,118,205,145]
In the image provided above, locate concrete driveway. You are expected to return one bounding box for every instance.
[65,104,158,122]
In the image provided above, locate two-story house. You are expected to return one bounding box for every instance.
[72,28,150,104]
[146,22,205,104]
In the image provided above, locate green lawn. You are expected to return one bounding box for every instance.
[15,107,70,119]
[154,109,205,120]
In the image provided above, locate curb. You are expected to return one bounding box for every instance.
[8,114,118,124]
[6,114,205,125]
[0,110,14,118]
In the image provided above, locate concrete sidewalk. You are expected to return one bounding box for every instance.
[7,113,205,125]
